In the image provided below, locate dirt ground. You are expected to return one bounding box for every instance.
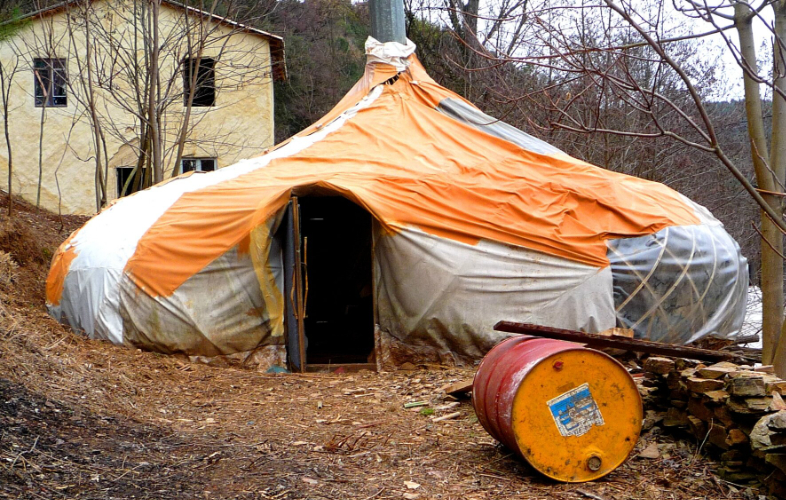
[0,196,764,499]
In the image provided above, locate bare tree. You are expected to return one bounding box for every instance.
[1,0,277,213]
[0,1,25,218]
[0,51,18,217]
[61,0,276,203]
[409,0,786,372]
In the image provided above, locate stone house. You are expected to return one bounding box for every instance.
[0,0,285,214]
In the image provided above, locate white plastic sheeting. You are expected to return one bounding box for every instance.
[48,86,384,347]
[374,225,615,361]
[608,223,748,344]
[437,98,565,156]
[364,37,416,72]
[118,245,280,355]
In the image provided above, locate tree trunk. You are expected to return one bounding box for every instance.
[735,1,783,369]
[148,0,162,184]
[769,0,786,375]
[172,13,204,178]
[81,1,107,212]
[1,63,13,218]
[36,96,47,209]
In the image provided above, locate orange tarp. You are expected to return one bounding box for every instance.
[122,58,698,299]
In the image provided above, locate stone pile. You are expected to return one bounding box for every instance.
[641,357,786,496]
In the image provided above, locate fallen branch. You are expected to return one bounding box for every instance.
[10,435,39,469]
[432,412,461,422]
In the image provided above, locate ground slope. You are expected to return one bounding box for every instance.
[0,195,759,499]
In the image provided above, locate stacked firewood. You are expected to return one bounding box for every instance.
[641,357,786,496]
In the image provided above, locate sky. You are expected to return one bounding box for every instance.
[703,0,775,99]
[406,0,778,101]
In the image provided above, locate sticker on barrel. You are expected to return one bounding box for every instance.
[547,383,605,437]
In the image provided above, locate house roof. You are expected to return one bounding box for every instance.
[8,0,286,81]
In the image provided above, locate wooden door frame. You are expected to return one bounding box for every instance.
[291,196,307,372]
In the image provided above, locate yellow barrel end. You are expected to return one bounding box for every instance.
[511,348,642,482]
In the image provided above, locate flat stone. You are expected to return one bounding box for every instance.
[675,358,700,370]
[751,413,786,450]
[687,415,706,438]
[750,397,776,412]
[598,327,634,338]
[643,357,675,375]
[687,377,725,394]
[726,396,772,415]
[703,390,730,405]
[666,372,682,390]
[708,424,730,450]
[771,392,786,411]
[718,467,757,482]
[761,453,786,478]
[726,428,749,446]
[640,375,660,388]
[714,405,736,426]
[727,397,773,414]
[669,389,687,400]
[641,410,664,432]
[697,362,739,380]
[638,386,659,399]
[755,365,775,373]
[680,367,697,379]
[729,377,766,397]
[766,379,786,395]
[768,411,786,430]
[663,407,689,427]
[688,397,714,422]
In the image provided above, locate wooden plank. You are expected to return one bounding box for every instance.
[441,379,474,396]
[493,321,742,363]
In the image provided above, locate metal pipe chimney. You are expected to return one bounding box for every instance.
[370,0,406,44]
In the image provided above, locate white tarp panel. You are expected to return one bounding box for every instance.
[49,87,384,346]
[374,225,615,361]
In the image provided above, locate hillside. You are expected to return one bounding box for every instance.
[0,199,749,499]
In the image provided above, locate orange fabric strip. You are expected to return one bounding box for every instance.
[124,62,697,298]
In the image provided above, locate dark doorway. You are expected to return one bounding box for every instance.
[299,197,374,364]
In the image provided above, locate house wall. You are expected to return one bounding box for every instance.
[0,0,276,214]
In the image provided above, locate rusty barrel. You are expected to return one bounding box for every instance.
[472,335,642,482]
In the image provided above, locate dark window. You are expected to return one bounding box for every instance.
[180,157,216,174]
[34,58,67,107]
[183,58,215,107]
[116,166,145,197]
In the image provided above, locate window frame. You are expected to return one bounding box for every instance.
[182,57,216,107]
[116,166,145,198]
[33,58,68,108]
[180,157,217,175]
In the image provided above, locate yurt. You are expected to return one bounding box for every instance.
[46,38,748,371]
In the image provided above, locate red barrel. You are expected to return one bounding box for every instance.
[472,335,642,482]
